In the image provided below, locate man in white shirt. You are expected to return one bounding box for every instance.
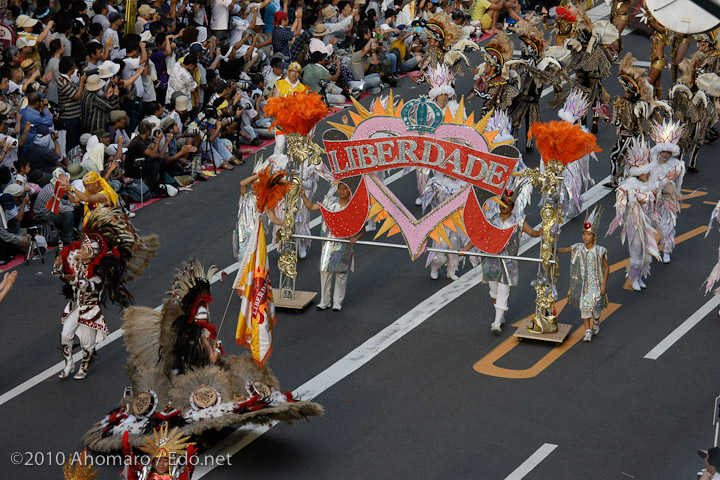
[210,0,236,44]
[166,53,199,105]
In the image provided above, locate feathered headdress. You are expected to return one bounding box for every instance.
[573,3,594,39]
[139,424,194,469]
[484,109,514,143]
[625,138,653,177]
[425,63,456,100]
[483,33,513,68]
[555,6,576,23]
[618,52,650,98]
[583,205,603,235]
[558,88,591,124]
[515,20,547,58]
[694,30,716,45]
[426,11,461,49]
[61,207,158,307]
[263,91,329,136]
[650,119,685,157]
[539,45,571,70]
[255,166,292,213]
[527,121,601,165]
[168,259,219,327]
[676,58,696,88]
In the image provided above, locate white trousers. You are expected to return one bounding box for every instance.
[320,271,348,309]
[488,281,511,311]
[61,309,103,349]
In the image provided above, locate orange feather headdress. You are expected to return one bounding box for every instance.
[263,91,329,136]
[255,167,292,213]
[528,121,601,165]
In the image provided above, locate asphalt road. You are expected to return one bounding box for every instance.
[1,14,719,480]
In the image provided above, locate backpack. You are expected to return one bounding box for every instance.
[124,179,152,203]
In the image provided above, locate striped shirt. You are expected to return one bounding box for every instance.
[81,90,120,133]
[56,74,82,120]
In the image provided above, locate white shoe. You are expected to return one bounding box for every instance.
[663,252,671,264]
[415,197,422,206]
[430,268,439,280]
[447,272,459,281]
[298,245,307,259]
[631,278,642,291]
[638,279,647,289]
[592,319,600,336]
[583,329,593,342]
[491,322,502,335]
[365,222,376,232]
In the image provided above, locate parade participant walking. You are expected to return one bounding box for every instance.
[606,139,660,292]
[649,120,685,264]
[557,207,608,342]
[467,191,541,334]
[53,207,157,380]
[302,182,365,312]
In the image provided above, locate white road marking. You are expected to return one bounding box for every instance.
[193,178,613,478]
[0,170,411,408]
[644,295,720,360]
[504,443,559,480]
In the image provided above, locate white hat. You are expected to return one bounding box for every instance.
[16,36,36,49]
[98,61,120,79]
[15,15,38,28]
[175,95,191,112]
[197,26,208,43]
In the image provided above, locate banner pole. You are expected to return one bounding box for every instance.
[291,234,550,263]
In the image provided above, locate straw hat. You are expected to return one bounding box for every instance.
[86,75,106,92]
[313,24,329,37]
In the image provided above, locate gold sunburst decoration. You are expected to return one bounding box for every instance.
[327,90,515,151]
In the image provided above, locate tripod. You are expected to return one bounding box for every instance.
[196,122,218,176]
[25,230,45,265]
[135,157,146,205]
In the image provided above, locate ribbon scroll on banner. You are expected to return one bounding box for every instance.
[319,93,522,260]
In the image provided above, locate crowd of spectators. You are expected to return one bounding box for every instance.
[0,0,533,264]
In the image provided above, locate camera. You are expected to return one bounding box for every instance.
[28,225,38,236]
[235,80,251,91]
[152,129,162,138]
[318,80,329,90]
[85,67,99,75]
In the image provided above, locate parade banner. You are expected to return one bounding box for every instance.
[320,95,522,260]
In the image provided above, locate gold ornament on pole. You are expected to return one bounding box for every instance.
[515,121,601,340]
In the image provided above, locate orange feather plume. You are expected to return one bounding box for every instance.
[263,91,330,136]
[255,167,292,213]
[528,121,601,165]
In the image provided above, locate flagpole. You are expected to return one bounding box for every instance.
[291,234,551,263]
[215,290,234,338]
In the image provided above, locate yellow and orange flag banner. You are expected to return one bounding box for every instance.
[235,222,276,367]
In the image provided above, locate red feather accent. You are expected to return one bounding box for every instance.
[255,166,292,213]
[528,121,601,165]
[60,241,81,274]
[583,222,592,229]
[556,7,576,22]
[263,91,329,136]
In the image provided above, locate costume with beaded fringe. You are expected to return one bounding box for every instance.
[83,260,323,454]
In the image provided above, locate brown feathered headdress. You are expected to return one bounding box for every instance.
[427,11,462,49]
[483,33,513,67]
[618,52,651,99]
[515,20,547,57]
